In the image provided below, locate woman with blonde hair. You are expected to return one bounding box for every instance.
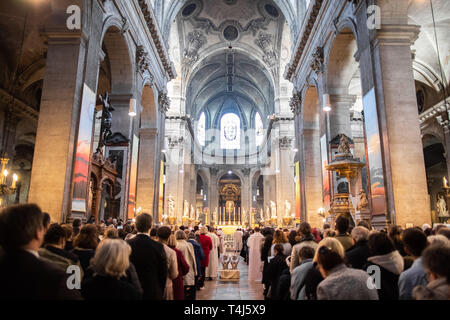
[271,229,292,257]
[314,237,378,300]
[81,239,141,300]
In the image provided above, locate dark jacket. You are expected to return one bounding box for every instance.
[81,275,141,300]
[276,267,291,300]
[304,266,324,300]
[363,251,404,300]
[127,234,168,300]
[71,248,95,273]
[0,250,82,300]
[261,235,273,287]
[188,239,205,276]
[266,254,288,300]
[345,240,370,270]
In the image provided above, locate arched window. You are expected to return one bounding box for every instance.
[255,112,264,146]
[197,112,206,146]
[220,113,240,149]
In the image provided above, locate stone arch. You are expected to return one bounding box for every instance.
[100,21,135,95]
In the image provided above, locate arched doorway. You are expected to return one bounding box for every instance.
[422,134,448,223]
[218,172,242,225]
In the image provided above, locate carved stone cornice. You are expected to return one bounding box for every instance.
[284,0,324,81]
[137,0,176,80]
[310,46,324,74]
[289,91,302,115]
[0,88,39,121]
[420,98,449,125]
[167,136,184,148]
[279,136,293,149]
[158,90,170,114]
[136,45,150,74]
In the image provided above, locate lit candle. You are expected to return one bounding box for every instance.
[444,177,448,188]
[3,169,8,178]
[12,174,18,189]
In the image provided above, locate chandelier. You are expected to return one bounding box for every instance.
[0,154,18,205]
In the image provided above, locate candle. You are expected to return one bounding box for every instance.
[12,174,18,189]
[444,177,448,188]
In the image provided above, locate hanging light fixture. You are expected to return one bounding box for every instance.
[323,94,332,112]
[128,98,137,117]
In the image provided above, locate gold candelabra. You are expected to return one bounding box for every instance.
[0,155,19,207]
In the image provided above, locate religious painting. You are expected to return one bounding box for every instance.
[321,135,331,210]
[72,84,96,213]
[363,88,387,216]
[127,134,139,220]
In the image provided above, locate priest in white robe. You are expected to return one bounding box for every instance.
[205,227,220,280]
[233,228,243,253]
[247,227,264,282]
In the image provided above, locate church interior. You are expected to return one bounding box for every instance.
[1,0,448,229]
[0,0,449,303]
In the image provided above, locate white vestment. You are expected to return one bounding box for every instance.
[247,232,264,281]
[205,232,220,279]
[233,230,243,252]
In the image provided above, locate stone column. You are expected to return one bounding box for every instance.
[136,128,158,216]
[302,128,324,228]
[371,23,431,226]
[28,31,89,222]
[328,93,357,140]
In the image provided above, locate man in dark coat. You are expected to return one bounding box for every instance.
[0,204,82,300]
[345,226,371,269]
[266,244,289,300]
[127,213,167,300]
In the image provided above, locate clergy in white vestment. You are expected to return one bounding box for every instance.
[205,227,220,279]
[247,227,264,282]
[233,228,243,253]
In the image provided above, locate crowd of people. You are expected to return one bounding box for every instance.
[0,203,449,300]
[0,204,223,300]
[244,216,450,300]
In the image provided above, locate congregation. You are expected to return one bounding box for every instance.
[0,204,449,300]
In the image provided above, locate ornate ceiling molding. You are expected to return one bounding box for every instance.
[137,0,176,80]
[158,90,171,114]
[284,0,324,81]
[289,91,302,115]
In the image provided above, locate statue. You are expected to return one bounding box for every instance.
[168,195,175,217]
[270,201,277,217]
[183,200,189,217]
[97,92,115,151]
[436,194,449,223]
[190,204,195,219]
[357,190,369,211]
[285,200,291,217]
[337,134,351,155]
[221,254,230,270]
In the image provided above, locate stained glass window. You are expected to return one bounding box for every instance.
[220,113,240,149]
[197,112,206,146]
[255,112,264,146]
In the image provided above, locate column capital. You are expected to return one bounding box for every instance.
[372,24,420,47]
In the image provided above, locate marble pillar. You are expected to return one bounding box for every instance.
[371,24,431,227]
[136,128,158,217]
[28,31,90,222]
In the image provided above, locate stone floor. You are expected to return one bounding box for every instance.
[197,257,264,300]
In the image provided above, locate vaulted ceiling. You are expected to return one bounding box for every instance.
[168,0,291,128]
